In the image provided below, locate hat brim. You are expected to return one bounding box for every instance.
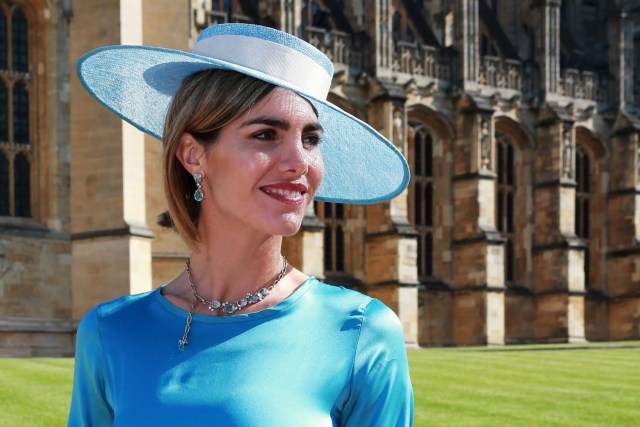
[76,45,410,204]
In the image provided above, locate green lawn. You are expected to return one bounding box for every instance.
[409,342,640,426]
[0,358,74,427]
[0,343,638,426]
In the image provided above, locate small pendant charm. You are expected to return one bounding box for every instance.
[178,339,187,351]
[194,188,204,202]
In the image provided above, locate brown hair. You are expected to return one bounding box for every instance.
[159,69,276,247]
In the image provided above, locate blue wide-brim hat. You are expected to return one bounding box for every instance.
[76,23,409,204]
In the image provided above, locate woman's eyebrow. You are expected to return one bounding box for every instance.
[240,116,290,130]
[239,116,324,133]
[304,123,324,133]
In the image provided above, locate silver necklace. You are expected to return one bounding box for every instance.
[178,256,288,351]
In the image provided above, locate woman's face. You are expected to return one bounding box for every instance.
[200,87,324,237]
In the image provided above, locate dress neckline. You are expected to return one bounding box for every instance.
[154,276,317,324]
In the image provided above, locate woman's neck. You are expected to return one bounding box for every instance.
[187,225,285,304]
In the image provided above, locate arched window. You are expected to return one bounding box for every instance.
[0,83,7,142]
[13,81,28,143]
[0,8,6,69]
[316,201,347,274]
[406,26,415,44]
[575,144,591,287]
[211,0,231,12]
[0,4,33,218]
[496,133,515,283]
[335,225,345,272]
[11,6,28,72]
[392,11,401,52]
[480,33,498,57]
[0,152,8,215]
[411,125,434,278]
[13,152,29,217]
[302,0,333,32]
[323,218,333,271]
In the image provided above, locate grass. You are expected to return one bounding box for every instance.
[0,358,74,427]
[409,342,640,426]
[0,343,638,426]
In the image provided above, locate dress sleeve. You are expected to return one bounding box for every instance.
[342,299,414,427]
[68,306,114,427]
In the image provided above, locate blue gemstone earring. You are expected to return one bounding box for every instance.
[193,172,204,202]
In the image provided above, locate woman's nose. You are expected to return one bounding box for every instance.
[280,138,309,176]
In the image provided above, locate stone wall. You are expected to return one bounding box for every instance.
[418,289,453,346]
[2,0,640,356]
[585,294,609,341]
[0,234,73,356]
[505,293,534,343]
[0,2,75,356]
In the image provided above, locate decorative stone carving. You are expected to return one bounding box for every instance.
[562,129,573,179]
[393,108,404,148]
[480,118,492,171]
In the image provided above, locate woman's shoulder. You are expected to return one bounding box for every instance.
[308,278,372,310]
[310,280,408,381]
[79,289,157,328]
[309,279,403,336]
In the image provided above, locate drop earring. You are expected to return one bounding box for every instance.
[193,172,204,202]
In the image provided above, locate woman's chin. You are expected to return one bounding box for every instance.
[271,215,304,237]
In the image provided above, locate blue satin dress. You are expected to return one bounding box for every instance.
[68,277,414,426]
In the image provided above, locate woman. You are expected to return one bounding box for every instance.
[70,23,413,426]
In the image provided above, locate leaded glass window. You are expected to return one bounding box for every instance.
[496,133,515,282]
[11,6,27,72]
[0,153,8,215]
[0,83,7,142]
[316,201,347,274]
[411,125,434,278]
[575,144,591,287]
[0,3,32,218]
[13,152,29,217]
[13,81,28,143]
[0,9,6,69]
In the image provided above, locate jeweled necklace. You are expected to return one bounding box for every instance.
[178,256,288,350]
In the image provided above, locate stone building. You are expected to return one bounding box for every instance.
[1,0,639,356]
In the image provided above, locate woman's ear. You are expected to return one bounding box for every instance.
[176,132,206,174]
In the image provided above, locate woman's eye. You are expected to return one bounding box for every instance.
[303,134,322,146]
[253,130,277,140]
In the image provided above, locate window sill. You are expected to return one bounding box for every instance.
[0,217,68,239]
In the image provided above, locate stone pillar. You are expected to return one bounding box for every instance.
[364,96,419,346]
[609,9,634,111]
[280,0,297,34]
[451,95,505,346]
[455,0,479,87]
[371,0,392,78]
[533,0,561,96]
[532,107,585,343]
[70,0,153,321]
[607,113,640,340]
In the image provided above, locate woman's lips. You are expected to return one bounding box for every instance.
[260,183,308,204]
